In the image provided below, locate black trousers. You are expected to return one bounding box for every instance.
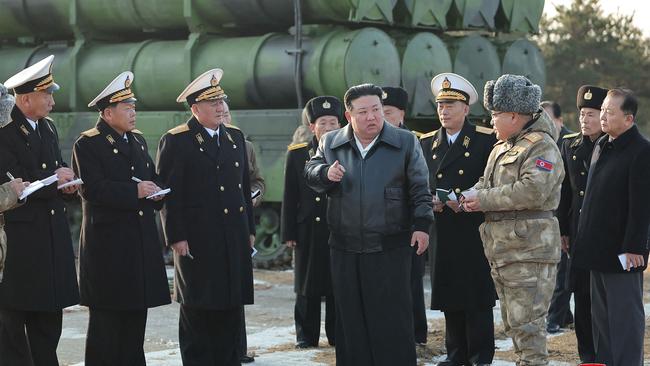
[411,250,428,344]
[294,294,335,346]
[590,270,644,366]
[573,270,595,362]
[546,252,573,326]
[0,308,62,366]
[179,305,241,366]
[331,246,416,366]
[238,306,248,357]
[85,308,147,366]
[443,309,495,364]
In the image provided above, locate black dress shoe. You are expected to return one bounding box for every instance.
[240,355,255,363]
[436,360,460,366]
[546,323,561,334]
[295,341,317,349]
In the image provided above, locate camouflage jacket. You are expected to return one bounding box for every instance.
[0,181,19,282]
[474,111,564,267]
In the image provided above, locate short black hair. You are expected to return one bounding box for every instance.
[540,100,561,118]
[607,88,638,118]
[343,83,383,111]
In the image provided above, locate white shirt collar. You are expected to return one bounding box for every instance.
[447,130,461,145]
[204,126,220,138]
[354,133,380,159]
[26,118,37,131]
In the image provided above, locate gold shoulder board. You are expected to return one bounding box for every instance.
[225,123,241,131]
[80,128,100,137]
[131,129,143,135]
[523,132,543,143]
[475,125,494,134]
[288,142,309,151]
[412,130,423,138]
[419,130,436,140]
[168,124,190,135]
[563,132,580,139]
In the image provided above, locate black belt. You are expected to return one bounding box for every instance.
[484,210,553,222]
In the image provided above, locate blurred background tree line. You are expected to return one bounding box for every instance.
[534,0,650,135]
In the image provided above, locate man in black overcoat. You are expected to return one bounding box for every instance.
[420,73,496,366]
[0,55,80,366]
[157,68,255,366]
[556,85,607,363]
[281,96,341,348]
[572,88,650,366]
[71,71,171,365]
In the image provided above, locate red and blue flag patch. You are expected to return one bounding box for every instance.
[535,158,553,171]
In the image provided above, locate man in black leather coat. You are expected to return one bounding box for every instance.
[305,83,433,366]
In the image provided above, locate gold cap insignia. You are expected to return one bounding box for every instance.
[210,75,219,87]
[584,89,592,100]
[125,76,131,88]
[442,77,451,89]
[382,91,388,100]
[322,100,331,109]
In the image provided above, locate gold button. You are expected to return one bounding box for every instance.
[239,206,244,212]
[113,148,118,154]
[55,160,58,165]
[437,173,443,179]
[141,146,145,151]
[42,163,47,169]
[464,152,470,157]
[200,147,204,152]
[235,162,240,167]
[432,154,437,160]
[572,155,576,160]
[458,170,464,175]
[579,191,584,196]
[315,217,321,222]
[63,207,66,212]
[146,163,149,168]
[50,209,55,215]
[138,210,143,216]
[220,186,225,191]
[233,144,237,149]
[216,165,220,170]
[238,184,242,189]
[131,166,134,171]
[580,171,585,176]
[455,188,461,194]
[224,208,229,214]
[315,197,321,202]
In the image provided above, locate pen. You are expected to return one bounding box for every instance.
[131,177,142,183]
[6,172,14,180]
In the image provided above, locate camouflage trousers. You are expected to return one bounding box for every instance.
[491,262,557,366]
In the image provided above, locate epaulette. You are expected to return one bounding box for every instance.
[225,123,240,131]
[475,125,494,135]
[411,130,423,138]
[419,130,436,140]
[1,120,13,128]
[168,124,190,135]
[563,132,580,139]
[80,128,100,137]
[131,129,143,135]
[288,142,308,151]
[523,132,543,143]
[44,116,54,122]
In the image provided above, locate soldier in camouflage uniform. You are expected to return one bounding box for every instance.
[463,74,565,366]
